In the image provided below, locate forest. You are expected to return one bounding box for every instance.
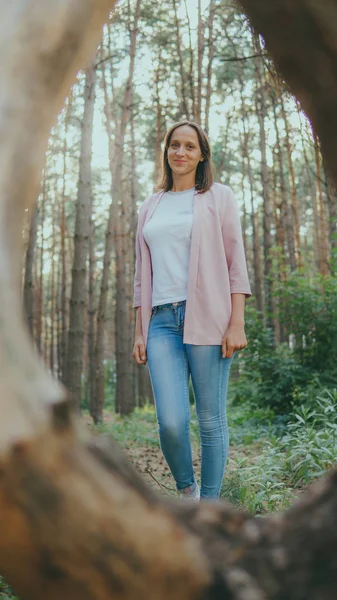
[23,0,337,417]
[2,0,337,599]
[18,0,337,509]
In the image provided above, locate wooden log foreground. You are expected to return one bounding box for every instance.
[0,1,337,599]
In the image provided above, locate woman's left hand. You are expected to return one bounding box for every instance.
[222,324,247,358]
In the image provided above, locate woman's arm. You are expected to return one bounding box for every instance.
[222,294,247,358]
[133,307,147,365]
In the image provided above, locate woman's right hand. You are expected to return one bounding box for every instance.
[132,336,147,365]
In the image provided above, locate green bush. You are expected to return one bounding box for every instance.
[234,273,337,413]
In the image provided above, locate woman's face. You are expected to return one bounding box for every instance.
[167,125,203,179]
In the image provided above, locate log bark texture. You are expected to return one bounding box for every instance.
[239,0,337,188]
[2,1,337,599]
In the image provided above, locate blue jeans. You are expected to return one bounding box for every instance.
[147,300,233,500]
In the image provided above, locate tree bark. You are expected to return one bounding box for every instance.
[36,175,46,355]
[95,2,140,420]
[172,0,190,119]
[314,136,330,275]
[196,0,204,123]
[237,57,263,312]
[88,197,96,421]
[253,37,273,324]
[63,59,97,410]
[239,0,337,189]
[59,95,72,381]
[183,0,196,120]
[280,94,302,269]
[23,205,39,336]
[271,92,296,272]
[204,0,216,134]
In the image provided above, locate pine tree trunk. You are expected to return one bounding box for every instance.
[96,2,141,420]
[88,204,97,421]
[138,366,153,406]
[153,59,165,187]
[49,196,56,375]
[184,0,196,120]
[36,177,46,355]
[302,140,321,272]
[59,96,72,380]
[280,95,302,268]
[172,0,190,119]
[314,136,330,275]
[63,60,97,410]
[237,58,263,312]
[23,205,39,336]
[204,0,215,134]
[322,160,337,253]
[271,93,296,271]
[253,38,273,326]
[196,0,204,124]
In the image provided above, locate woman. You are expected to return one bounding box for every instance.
[133,120,251,501]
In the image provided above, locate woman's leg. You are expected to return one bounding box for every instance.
[186,344,233,499]
[147,306,195,491]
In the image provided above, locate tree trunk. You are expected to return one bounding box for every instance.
[88,200,97,421]
[280,94,302,269]
[196,0,204,123]
[204,0,216,134]
[183,0,196,120]
[271,92,296,271]
[302,140,321,272]
[172,0,190,119]
[23,205,39,336]
[49,195,56,375]
[239,0,337,189]
[63,59,97,410]
[253,38,273,324]
[237,57,263,312]
[36,176,46,355]
[96,1,141,420]
[153,57,165,187]
[138,365,153,406]
[314,136,330,275]
[322,158,337,253]
[59,95,72,381]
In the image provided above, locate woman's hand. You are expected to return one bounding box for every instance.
[222,324,247,358]
[133,335,147,365]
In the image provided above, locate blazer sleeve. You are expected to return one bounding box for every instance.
[221,186,252,297]
[133,201,148,308]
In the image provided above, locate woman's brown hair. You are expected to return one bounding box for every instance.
[158,120,214,193]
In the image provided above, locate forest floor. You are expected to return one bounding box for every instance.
[87,396,302,514]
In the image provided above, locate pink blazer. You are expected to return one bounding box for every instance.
[133,182,251,347]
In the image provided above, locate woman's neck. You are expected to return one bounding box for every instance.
[171,174,196,192]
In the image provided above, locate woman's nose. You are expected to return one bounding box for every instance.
[176,146,185,156]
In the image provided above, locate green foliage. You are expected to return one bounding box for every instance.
[234,273,337,413]
[93,404,159,447]
[224,389,337,513]
[0,577,18,600]
[276,273,337,384]
[282,389,337,486]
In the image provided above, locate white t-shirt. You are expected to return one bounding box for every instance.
[143,188,194,307]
